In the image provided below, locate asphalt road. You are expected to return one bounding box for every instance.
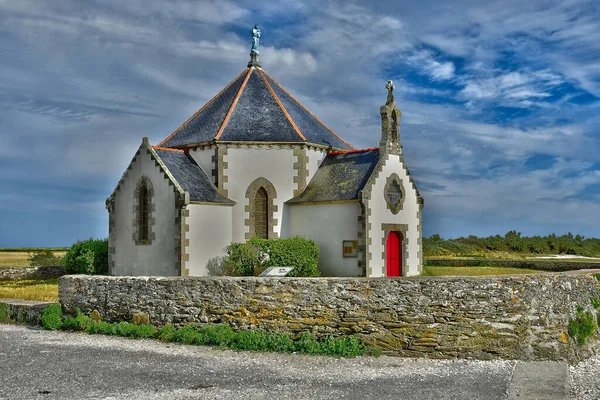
[0,324,569,400]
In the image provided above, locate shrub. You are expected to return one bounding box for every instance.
[62,310,92,331]
[28,250,65,266]
[223,236,320,277]
[64,238,108,275]
[567,307,597,345]
[41,304,64,330]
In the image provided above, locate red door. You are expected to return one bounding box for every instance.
[386,231,402,276]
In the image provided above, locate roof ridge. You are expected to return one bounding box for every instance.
[214,68,253,140]
[158,69,248,146]
[262,70,355,150]
[328,147,379,155]
[257,69,307,142]
[153,146,184,153]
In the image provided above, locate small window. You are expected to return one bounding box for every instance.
[139,185,149,241]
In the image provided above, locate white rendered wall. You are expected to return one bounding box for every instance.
[366,153,421,277]
[189,147,214,183]
[112,148,178,276]
[305,148,325,183]
[185,204,233,276]
[287,202,362,277]
[224,147,297,242]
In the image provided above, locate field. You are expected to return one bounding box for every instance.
[0,278,59,302]
[0,250,67,268]
[422,266,544,276]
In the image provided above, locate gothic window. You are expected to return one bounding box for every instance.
[254,187,269,239]
[139,185,150,241]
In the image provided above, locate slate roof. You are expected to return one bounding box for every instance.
[159,68,353,150]
[287,149,380,203]
[154,148,235,204]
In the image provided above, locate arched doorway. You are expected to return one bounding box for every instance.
[386,231,403,276]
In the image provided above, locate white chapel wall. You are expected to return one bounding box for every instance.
[305,148,325,182]
[225,147,297,242]
[185,204,233,276]
[366,154,421,277]
[112,148,178,276]
[287,202,362,277]
[189,147,214,183]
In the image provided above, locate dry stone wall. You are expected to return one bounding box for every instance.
[59,271,600,362]
[0,266,65,280]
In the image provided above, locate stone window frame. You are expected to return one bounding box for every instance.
[245,177,278,240]
[383,173,406,214]
[133,176,156,245]
[381,223,408,277]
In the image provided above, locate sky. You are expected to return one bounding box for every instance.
[1,0,599,247]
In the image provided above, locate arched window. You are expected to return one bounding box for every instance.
[139,184,149,241]
[245,177,278,240]
[254,187,269,239]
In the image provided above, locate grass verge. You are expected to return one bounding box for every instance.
[0,278,59,302]
[40,305,375,358]
[422,266,544,276]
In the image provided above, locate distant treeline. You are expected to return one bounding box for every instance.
[424,231,600,257]
[0,248,69,252]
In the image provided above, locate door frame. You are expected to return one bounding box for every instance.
[381,223,408,277]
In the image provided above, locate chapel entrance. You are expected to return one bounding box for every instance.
[385,231,403,276]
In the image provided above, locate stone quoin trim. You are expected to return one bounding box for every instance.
[175,194,190,276]
[212,146,228,197]
[293,148,309,196]
[417,203,423,273]
[381,223,409,276]
[383,172,406,214]
[357,202,367,276]
[132,176,156,245]
[245,177,278,240]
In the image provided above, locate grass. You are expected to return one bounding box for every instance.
[422,266,544,276]
[41,306,372,358]
[0,278,59,302]
[0,251,66,268]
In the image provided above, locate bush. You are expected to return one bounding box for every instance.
[41,304,64,330]
[64,238,108,275]
[568,307,597,345]
[28,250,65,266]
[223,236,320,277]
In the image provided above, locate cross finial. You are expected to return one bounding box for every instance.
[385,80,395,105]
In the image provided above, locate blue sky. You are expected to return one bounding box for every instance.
[1,0,599,247]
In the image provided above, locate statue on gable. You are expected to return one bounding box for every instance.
[251,24,261,54]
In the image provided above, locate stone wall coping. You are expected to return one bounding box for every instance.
[62,269,600,283]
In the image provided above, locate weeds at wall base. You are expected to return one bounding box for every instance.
[41,306,375,358]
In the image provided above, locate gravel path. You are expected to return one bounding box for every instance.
[569,354,600,399]
[0,324,581,399]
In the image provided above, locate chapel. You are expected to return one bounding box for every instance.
[106,27,424,278]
